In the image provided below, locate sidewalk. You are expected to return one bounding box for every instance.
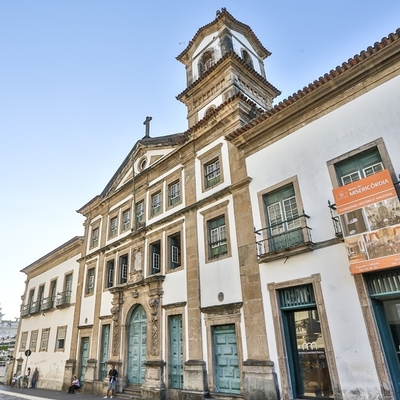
[0,384,99,400]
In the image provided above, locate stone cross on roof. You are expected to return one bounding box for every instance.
[143,116,152,138]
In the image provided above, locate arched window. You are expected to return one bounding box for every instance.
[199,50,214,77]
[241,49,254,69]
[205,105,216,117]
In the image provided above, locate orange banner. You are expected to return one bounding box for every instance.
[332,169,400,275]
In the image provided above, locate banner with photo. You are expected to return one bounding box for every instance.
[332,169,400,275]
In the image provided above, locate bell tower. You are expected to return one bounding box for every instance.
[176,8,280,129]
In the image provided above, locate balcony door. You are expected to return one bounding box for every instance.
[264,184,303,251]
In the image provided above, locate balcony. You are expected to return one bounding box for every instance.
[41,296,54,311]
[21,304,30,317]
[255,213,315,261]
[56,291,71,308]
[29,301,40,315]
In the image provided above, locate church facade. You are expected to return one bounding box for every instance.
[13,9,400,400]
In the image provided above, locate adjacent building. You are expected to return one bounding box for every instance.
[13,9,400,400]
[0,308,18,384]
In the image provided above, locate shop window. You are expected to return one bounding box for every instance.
[278,285,333,398]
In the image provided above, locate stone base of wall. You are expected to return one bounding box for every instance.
[242,359,279,400]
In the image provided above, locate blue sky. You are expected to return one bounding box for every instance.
[1,0,400,319]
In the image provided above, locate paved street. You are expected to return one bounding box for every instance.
[0,386,99,400]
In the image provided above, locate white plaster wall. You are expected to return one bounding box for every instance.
[247,74,400,397]
[162,270,187,305]
[248,74,400,244]
[15,306,76,390]
[197,196,242,308]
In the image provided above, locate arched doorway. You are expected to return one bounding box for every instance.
[128,305,147,384]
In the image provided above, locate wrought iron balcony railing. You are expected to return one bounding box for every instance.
[21,304,30,317]
[328,200,343,238]
[255,213,314,258]
[56,291,71,308]
[29,301,40,314]
[41,296,54,311]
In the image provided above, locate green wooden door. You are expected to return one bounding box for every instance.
[213,324,240,394]
[169,315,183,389]
[80,337,89,383]
[99,325,110,380]
[128,305,147,384]
[372,299,400,399]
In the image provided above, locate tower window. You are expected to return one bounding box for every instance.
[241,49,254,69]
[199,50,214,77]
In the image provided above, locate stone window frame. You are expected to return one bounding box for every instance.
[55,325,67,352]
[164,221,184,273]
[108,214,119,240]
[267,274,341,400]
[149,181,163,219]
[104,258,115,289]
[118,253,129,284]
[90,224,100,249]
[198,143,224,192]
[135,198,145,226]
[201,200,231,263]
[121,205,131,233]
[20,331,28,352]
[147,230,163,276]
[39,328,50,352]
[162,302,187,389]
[29,329,38,352]
[198,48,215,77]
[85,266,96,296]
[327,137,395,189]
[256,176,305,247]
[201,302,244,394]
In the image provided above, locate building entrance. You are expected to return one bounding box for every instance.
[128,305,147,385]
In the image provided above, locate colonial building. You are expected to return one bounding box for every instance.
[13,8,400,400]
[11,237,83,389]
[0,307,18,384]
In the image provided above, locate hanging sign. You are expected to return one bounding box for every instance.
[332,169,400,274]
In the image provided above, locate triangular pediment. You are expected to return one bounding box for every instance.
[100,133,187,199]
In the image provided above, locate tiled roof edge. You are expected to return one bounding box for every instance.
[176,9,270,62]
[226,28,400,141]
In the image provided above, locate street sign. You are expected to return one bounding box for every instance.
[25,349,31,357]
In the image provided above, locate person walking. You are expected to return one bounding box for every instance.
[31,367,39,388]
[104,364,118,398]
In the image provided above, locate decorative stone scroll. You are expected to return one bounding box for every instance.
[148,297,160,355]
